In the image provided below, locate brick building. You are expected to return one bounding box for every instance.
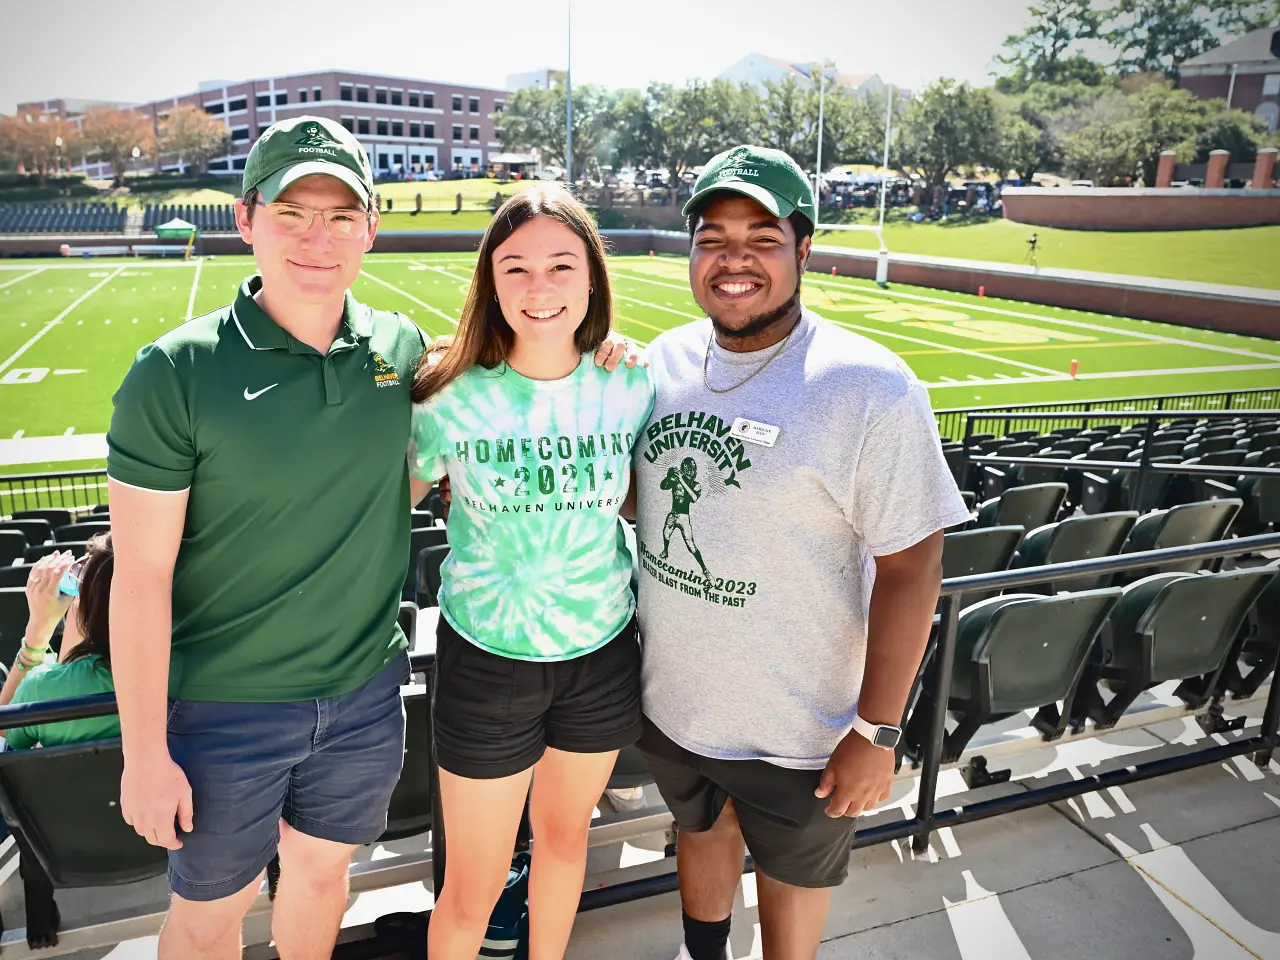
[16,70,511,180]
[1179,26,1280,132]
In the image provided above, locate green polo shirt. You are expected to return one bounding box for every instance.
[106,276,424,701]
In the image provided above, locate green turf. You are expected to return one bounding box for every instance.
[812,214,1280,291]
[376,210,494,232]
[1,251,1278,477]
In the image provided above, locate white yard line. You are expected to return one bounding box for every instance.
[612,264,1280,364]
[805,275,1280,363]
[359,269,458,328]
[613,293,702,321]
[925,361,1280,389]
[0,268,44,290]
[184,258,203,321]
[0,267,123,376]
[826,317,1062,376]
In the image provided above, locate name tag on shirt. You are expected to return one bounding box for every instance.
[731,418,780,447]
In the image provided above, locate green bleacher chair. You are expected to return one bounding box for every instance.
[15,510,74,531]
[1005,430,1040,442]
[976,482,1067,532]
[609,745,656,792]
[0,530,25,567]
[54,521,109,543]
[414,544,450,609]
[410,508,435,529]
[0,586,31,666]
[906,589,1121,763]
[1120,499,1242,578]
[405,528,448,600]
[24,541,88,564]
[0,739,171,947]
[383,682,434,841]
[1218,560,1280,699]
[1013,511,1139,593]
[0,567,31,589]
[1232,475,1280,537]
[941,525,1024,609]
[1245,430,1280,453]
[978,442,1042,499]
[1073,568,1275,728]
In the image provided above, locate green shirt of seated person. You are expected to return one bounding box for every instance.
[0,533,120,750]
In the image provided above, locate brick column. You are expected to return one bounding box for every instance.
[1205,149,1230,188]
[1252,147,1278,189]
[1155,151,1177,187]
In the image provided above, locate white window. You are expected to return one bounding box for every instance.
[1262,74,1280,97]
[1256,101,1279,132]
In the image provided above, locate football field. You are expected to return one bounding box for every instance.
[2,251,1279,473]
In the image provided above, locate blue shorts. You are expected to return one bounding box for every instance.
[166,653,410,902]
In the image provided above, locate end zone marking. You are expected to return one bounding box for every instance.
[0,267,123,377]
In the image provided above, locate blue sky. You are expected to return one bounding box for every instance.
[2,0,1039,114]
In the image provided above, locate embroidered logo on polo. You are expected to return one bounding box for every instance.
[638,411,757,610]
[371,352,400,388]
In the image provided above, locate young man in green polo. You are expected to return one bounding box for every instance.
[107,115,420,958]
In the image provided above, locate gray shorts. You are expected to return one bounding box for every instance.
[637,716,858,888]
[165,654,410,902]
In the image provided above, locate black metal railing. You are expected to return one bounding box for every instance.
[959,409,1280,506]
[0,468,110,514]
[936,386,1280,443]
[3,535,1277,920]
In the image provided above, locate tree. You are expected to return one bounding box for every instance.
[500,83,610,179]
[995,0,1105,93]
[160,105,229,174]
[1126,82,1210,182]
[0,113,80,182]
[1208,0,1280,35]
[79,106,154,186]
[992,105,1046,180]
[757,75,815,158]
[1192,96,1270,161]
[1104,0,1220,80]
[896,79,1000,189]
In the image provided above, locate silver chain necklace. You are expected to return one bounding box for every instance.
[702,318,799,394]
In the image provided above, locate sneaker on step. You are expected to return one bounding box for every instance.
[601,785,647,813]
[674,944,735,960]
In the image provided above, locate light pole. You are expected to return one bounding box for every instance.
[54,136,63,176]
[565,0,573,187]
[813,62,826,230]
[875,85,894,288]
[131,145,141,180]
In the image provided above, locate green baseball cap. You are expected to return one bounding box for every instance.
[242,115,374,208]
[682,144,815,227]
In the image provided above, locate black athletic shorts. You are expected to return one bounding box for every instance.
[432,614,642,779]
[637,716,859,888]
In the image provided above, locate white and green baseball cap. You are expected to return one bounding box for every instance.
[683,145,816,227]
[242,115,374,207]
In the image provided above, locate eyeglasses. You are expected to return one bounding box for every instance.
[254,201,370,240]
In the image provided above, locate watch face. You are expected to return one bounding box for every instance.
[873,725,902,749]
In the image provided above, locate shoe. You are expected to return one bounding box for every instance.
[602,785,647,814]
[674,944,735,960]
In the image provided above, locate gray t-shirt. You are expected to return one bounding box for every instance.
[635,308,970,769]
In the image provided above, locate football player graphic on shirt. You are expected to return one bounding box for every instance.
[659,456,713,584]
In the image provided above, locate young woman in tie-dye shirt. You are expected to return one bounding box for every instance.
[409,186,653,960]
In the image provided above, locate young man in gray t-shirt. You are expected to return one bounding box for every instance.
[634,145,970,960]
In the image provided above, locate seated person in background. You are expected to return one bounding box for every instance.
[0,533,119,749]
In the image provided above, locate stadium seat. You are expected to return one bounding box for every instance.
[1233,475,1280,537]
[90,504,111,516]
[0,530,25,567]
[53,522,109,543]
[1187,436,1240,458]
[1219,560,1280,699]
[1,519,54,546]
[1013,512,1139,593]
[0,586,31,667]
[1053,438,1093,457]
[608,745,656,792]
[1120,499,1242,577]
[906,589,1121,763]
[382,684,434,841]
[940,526,1024,609]
[0,739,171,947]
[976,483,1067,532]
[1072,569,1275,728]
[0,566,32,589]
[415,544,450,609]
[1244,430,1280,453]
[1047,427,1082,440]
[404,528,448,600]
[13,510,73,531]
[410,508,435,529]
[24,542,88,564]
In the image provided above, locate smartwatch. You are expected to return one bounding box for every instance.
[851,715,902,750]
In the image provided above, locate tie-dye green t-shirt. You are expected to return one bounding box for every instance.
[410,356,655,661]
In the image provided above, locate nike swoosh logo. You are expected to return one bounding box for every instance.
[244,384,279,400]
[797,200,813,207]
